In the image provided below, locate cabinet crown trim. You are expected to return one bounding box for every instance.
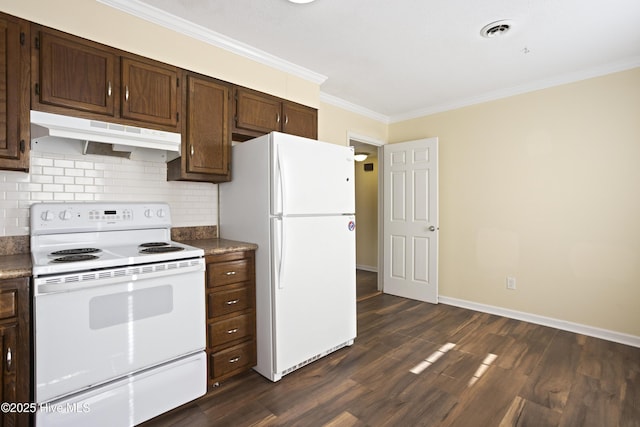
[96,0,328,85]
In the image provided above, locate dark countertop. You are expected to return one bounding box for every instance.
[0,232,257,280]
[178,238,258,256]
[0,253,32,280]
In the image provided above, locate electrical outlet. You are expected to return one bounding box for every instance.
[506,276,516,290]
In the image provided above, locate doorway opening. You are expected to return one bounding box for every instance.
[349,134,383,301]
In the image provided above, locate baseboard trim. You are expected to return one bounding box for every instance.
[438,295,640,348]
[356,265,378,273]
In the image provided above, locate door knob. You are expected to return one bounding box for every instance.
[428,225,436,232]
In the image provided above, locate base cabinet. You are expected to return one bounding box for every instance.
[205,251,256,387]
[0,278,30,427]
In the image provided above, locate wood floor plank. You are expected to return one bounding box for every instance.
[323,411,364,427]
[558,373,623,427]
[439,364,529,427]
[499,396,562,427]
[519,330,584,410]
[495,323,557,375]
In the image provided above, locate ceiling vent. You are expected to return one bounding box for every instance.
[480,20,513,38]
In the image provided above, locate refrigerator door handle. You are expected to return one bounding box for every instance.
[273,217,286,289]
[276,145,288,216]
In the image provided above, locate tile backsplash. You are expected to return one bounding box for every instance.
[0,150,217,236]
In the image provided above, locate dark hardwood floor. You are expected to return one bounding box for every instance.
[356,269,381,301]
[144,290,640,427]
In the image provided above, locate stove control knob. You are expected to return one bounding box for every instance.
[41,210,55,221]
[156,209,166,218]
[144,209,154,218]
[59,210,73,220]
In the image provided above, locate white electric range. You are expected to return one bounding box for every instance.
[30,202,206,427]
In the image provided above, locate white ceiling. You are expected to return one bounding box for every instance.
[109,0,640,122]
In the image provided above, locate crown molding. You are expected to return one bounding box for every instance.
[319,92,390,124]
[390,57,640,123]
[96,0,327,85]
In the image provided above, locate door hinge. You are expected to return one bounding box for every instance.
[19,140,25,153]
[35,36,40,50]
[20,32,25,46]
[35,83,40,95]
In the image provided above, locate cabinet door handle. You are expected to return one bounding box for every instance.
[107,81,112,97]
[190,145,194,156]
[229,356,240,363]
[125,86,130,101]
[285,115,289,125]
[276,113,280,123]
[225,271,236,276]
[227,328,238,334]
[6,347,12,371]
[226,299,240,305]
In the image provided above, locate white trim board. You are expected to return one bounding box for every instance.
[96,0,327,85]
[439,296,640,349]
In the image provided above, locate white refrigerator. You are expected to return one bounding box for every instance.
[219,132,357,382]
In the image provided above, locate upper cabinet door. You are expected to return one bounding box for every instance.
[121,57,179,129]
[185,75,230,177]
[36,29,116,116]
[282,101,318,140]
[0,13,30,171]
[234,87,281,134]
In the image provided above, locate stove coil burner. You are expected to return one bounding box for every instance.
[50,248,102,256]
[139,242,171,248]
[51,254,100,263]
[140,246,185,254]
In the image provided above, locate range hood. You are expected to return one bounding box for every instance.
[30,110,181,158]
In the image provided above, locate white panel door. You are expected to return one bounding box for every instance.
[383,137,438,303]
[271,215,357,374]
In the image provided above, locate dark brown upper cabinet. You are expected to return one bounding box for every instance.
[32,26,180,132]
[121,56,179,128]
[233,87,317,141]
[282,100,318,139]
[0,13,30,171]
[34,28,117,117]
[168,72,231,182]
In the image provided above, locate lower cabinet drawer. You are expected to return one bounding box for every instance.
[208,313,254,348]
[210,341,256,379]
[0,290,17,320]
[208,286,252,317]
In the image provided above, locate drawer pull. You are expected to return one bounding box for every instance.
[229,356,240,363]
[226,299,240,305]
[225,271,237,276]
[227,328,238,334]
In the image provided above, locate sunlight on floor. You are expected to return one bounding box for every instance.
[468,353,498,387]
[410,342,456,374]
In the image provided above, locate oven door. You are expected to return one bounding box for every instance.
[34,260,205,403]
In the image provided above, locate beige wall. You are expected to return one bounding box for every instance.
[318,102,388,146]
[390,68,640,337]
[354,156,378,269]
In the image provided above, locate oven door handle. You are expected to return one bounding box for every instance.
[34,259,205,295]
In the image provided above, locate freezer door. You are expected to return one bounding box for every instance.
[271,133,355,215]
[271,215,357,375]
